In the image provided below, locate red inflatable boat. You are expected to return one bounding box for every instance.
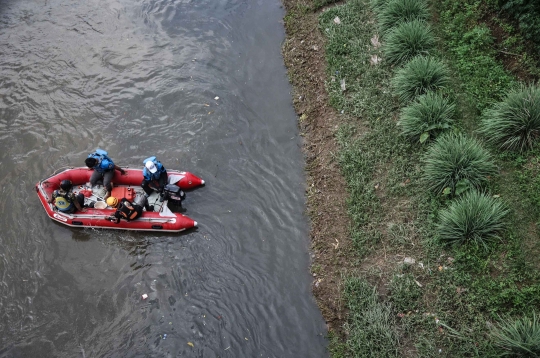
[36,167,205,232]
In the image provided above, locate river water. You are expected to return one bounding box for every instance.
[0,0,328,356]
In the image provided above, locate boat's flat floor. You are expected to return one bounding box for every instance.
[72,183,165,212]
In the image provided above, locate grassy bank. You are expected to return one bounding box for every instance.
[283,0,540,356]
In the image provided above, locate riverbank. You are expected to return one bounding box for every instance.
[281,0,354,336]
[283,0,540,356]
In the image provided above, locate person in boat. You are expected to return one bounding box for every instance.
[141,156,168,198]
[84,149,126,199]
[106,194,154,224]
[47,179,87,213]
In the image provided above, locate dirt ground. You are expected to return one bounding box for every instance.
[281,0,354,336]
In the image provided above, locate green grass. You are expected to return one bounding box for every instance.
[437,190,510,249]
[313,0,342,12]
[398,92,455,143]
[383,20,435,65]
[370,0,392,12]
[389,273,423,313]
[392,56,450,102]
[479,84,540,152]
[490,313,540,356]
[422,133,497,196]
[435,0,516,112]
[342,277,400,357]
[316,0,540,356]
[377,0,430,34]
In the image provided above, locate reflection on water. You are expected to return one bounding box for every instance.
[0,0,328,356]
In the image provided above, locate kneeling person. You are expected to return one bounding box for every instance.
[48,180,87,213]
[107,194,154,224]
[142,156,168,197]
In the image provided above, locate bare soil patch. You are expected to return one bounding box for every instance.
[281,0,354,335]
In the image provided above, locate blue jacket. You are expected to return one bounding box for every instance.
[88,149,115,173]
[143,156,166,181]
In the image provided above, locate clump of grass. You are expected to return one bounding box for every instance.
[370,0,391,13]
[389,273,423,313]
[313,0,342,11]
[479,84,540,152]
[491,313,540,356]
[378,0,430,34]
[398,92,455,143]
[423,133,497,196]
[384,20,435,65]
[437,190,509,249]
[343,277,400,357]
[392,55,450,102]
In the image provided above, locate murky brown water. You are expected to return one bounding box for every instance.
[0,0,328,356]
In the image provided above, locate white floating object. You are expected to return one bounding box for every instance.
[214,96,219,100]
[142,294,148,300]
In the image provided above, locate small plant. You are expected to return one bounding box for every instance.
[398,92,455,143]
[389,273,422,312]
[479,84,540,152]
[423,133,497,196]
[491,313,540,356]
[437,190,509,248]
[499,0,540,51]
[343,277,399,357]
[392,56,450,102]
[313,0,342,11]
[378,0,430,34]
[383,20,435,65]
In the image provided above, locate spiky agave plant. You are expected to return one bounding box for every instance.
[398,92,455,143]
[479,84,540,152]
[423,133,497,196]
[378,0,430,34]
[383,20,435,65]
[437,190,509,249]
[491,313,540,356]
[392,56,449,102]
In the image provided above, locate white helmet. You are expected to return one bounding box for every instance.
[145,161,157,173]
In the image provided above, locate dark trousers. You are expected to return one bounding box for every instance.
[133,195,152,211]
[75,193,84,207]
[141,171,168,195]
[90,170,115,192]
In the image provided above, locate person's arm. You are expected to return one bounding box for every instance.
[114,165,126,175]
